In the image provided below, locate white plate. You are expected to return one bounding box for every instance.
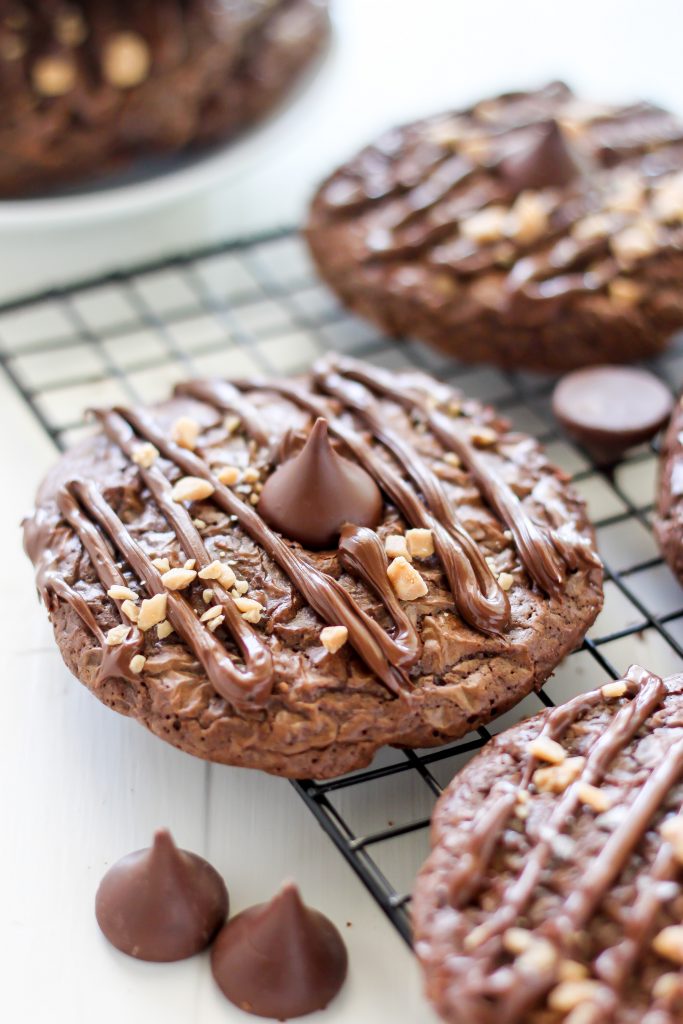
[0,40,330,231]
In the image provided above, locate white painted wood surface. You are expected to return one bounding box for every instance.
[4,3,683,1022]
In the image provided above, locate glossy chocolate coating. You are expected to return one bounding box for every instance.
[258,416,383,549]
[95,829,228,962]
[210,883,348,1019]
[500,117,580,193]
[553,365,673,460]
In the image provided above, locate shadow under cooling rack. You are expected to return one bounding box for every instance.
[3,227,683,946]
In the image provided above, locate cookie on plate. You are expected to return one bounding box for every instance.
[23,355,602,778]
[413,664,683,1024]
[0,0,328,197]
[655,394,683,581]
[307,81,683,373]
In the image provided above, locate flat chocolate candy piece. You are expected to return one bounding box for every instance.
[95,829,228,961]
[258,416,383,549]
[211,882,348,1019]
[552,365,672,461]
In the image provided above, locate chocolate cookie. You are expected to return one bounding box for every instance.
[0,0,328,197]
[413,664,683,1024]
[655,394,683,581]
[306,82,683,373]
[23,356,602,778]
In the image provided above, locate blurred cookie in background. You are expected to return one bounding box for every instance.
[307,82,683,373]
[0,0,329,197]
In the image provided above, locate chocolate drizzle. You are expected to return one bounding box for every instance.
[113,405,409,696]
[339,524,420,666]
[237,375,516,634]
[96,410,274,707]
[415,664,683,1023]
[24,358,594,711]
[325,355,568,595]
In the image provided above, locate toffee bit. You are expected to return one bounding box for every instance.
[138,593,168,631]
[129,654,146,674]
[199,560,236,589]
[576,782,611,813]
[653,925,683,965]
[469,425,498,448]
[161,568,197,591]
[156,619,174,640]
[171,477,215,503]
[659,816,683,863]
[217,466,240,486]
[498,572,514,591]
[548,980,605,1013]
[405,528,434,559]
[320,625,349,654]
[385,534,411,561]
[516,937,557,974]
[107,585,138,602]
[132,442,159,468]
[528,735,566,765]
[601,680,627,699]
[121,599,140,623]
[171,416,200,450]
[387,556,428,601]
[105,624,130,646]
[533,756,585,794]
[201,606,224,623]
[234,597,264,624]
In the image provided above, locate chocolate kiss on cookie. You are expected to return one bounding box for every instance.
[500,118,580,193]
[95,829,228,961]
[258,416,383,548]
[211,882,348,1019]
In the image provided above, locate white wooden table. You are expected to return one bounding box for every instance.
[3,2,683,1022]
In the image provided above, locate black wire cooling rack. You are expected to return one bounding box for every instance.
[3,227,683,947]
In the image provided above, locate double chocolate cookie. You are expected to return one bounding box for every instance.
[307,82,683,372]
[24,357,602,778]
[413,665,683,1024]
[0,0,328,197]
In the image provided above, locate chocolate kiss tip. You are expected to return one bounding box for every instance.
[501,117,580,194]
[211,882,348,1020]
[258,416,383,550]
[95,830,228,962]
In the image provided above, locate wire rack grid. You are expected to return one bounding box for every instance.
[3,227,683,947]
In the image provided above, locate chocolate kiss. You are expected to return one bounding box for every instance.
[95,829,228,962]
[258,417,383,549]
[210,882,348,1019]
[500,118,580,193]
